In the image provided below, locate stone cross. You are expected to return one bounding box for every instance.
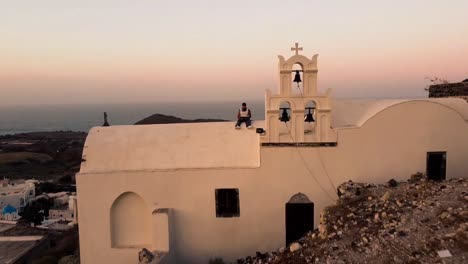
[291,43,303,55]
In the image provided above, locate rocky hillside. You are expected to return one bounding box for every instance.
[428,81,468,102]
[134,114,226,125]
[239,174,468,264]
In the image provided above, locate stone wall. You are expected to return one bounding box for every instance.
[429,82,468,101]
[49,209,75,222]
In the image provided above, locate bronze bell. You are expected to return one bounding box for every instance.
[293,70,302,84]
[304,107,315,123]
[279,108,290,123]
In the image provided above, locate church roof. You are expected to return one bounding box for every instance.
[79,98,467,173]
[79,121,261,173]
[332,98,468,128]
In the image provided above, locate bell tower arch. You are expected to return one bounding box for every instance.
[263,43,336,144]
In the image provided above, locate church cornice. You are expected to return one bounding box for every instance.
[268,94,330,99]
[261,142,337,147]
[280,69,318,74]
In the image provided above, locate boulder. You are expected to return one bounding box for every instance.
[380,191,391,202]
[289,242,302,252]
[409,172,425,183]
[138,248,155,264]
[337,181,368,203]
[387,179,398,188]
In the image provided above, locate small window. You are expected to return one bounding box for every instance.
[215,189,240,218]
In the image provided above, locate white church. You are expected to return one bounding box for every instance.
[76,44,468,264]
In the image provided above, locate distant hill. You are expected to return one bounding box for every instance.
[134,114,227,125]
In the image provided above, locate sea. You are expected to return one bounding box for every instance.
[0,101,265,135]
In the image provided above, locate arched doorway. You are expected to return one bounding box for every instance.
[285,193,314,245]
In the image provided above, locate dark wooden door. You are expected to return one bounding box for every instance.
[426,152,446,181]
[285,202,314,245]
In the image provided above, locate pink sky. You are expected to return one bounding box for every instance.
[1,0,467,105]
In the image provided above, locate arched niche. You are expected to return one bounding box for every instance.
[278,54,319,96]
[270,99,296,110]
[291,63,303,95]
[278,101,292,138]
[278,54,318,72]
[304,101,317,135]
[110,192,151,248]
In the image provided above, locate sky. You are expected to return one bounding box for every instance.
[1,0,467,105]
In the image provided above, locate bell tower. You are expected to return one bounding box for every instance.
[263,43,336,144]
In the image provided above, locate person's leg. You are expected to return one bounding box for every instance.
[246,117,252,127]
[235,118,242,128]
[240,117,247,126]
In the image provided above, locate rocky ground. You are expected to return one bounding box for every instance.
[238,174,468,264]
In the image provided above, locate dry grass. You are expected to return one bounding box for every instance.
[0,152,53,165]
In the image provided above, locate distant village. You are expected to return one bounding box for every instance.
[0,178,77,226]
[0,132,83,263]
[0,178,79,263]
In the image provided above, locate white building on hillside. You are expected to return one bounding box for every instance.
[76,45,468,264]
[0,179,36,221]
[48,194,78,224]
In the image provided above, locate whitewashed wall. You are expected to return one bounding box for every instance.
[77,100,468,264]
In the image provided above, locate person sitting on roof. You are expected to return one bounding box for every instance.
[235,102,252,129]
